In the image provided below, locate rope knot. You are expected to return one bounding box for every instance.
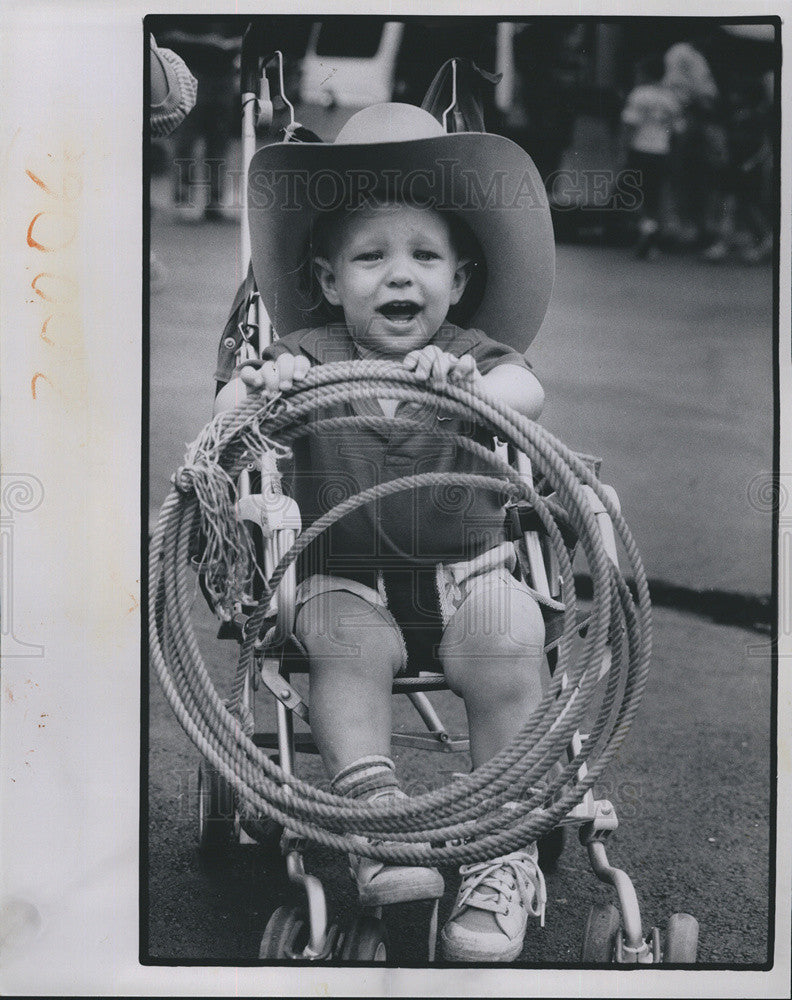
[172,466,195,494]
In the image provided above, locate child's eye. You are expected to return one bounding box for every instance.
[414,250,440,261]
[354,251,382,262]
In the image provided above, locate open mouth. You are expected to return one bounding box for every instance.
[377,300,421,324]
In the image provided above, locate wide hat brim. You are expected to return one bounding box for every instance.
[248,125,555,352]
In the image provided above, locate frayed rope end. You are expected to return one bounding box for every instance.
[174,399,291,616]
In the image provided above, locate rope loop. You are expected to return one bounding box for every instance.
[149,360,652,865]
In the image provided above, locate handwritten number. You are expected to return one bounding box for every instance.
[26,149,82,389]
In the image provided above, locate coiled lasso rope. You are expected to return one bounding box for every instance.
[150,359,651,866]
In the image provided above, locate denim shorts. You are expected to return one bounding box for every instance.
[294,541,550,675]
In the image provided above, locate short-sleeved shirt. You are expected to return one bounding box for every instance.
[622,83,684,156]
[236,322,532,586]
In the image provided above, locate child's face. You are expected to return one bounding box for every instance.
[314,203,470,358]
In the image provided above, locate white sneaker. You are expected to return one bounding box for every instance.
[348,789,444,906]
[348,840,444,906]
[440,846,547,962]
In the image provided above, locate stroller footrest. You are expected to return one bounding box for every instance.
[392,731,469,752]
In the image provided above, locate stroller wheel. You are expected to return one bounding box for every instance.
[197,763,234,857]
[259,904,309,959]
[238,814,283,858]
[580,902,621,962]
[537,826,566,872]
[340,914,388,962]
[664,913,699,963]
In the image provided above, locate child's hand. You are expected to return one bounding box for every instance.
[240,353,311,395]
[402,346,480,385]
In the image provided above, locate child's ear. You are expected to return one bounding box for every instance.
[449,258,471,306]
[314,256,341,306]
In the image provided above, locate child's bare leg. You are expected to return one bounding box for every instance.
[439,578,548,962]
[295,590,403,776]
[439,582,547,768]
[295,588,444,904]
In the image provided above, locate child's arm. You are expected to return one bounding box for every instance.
[213,354,311,416]
[480,363,544,421]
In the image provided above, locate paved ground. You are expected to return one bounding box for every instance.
[532,243,774,598]
[147,600,771,964]
[147,211,775,965]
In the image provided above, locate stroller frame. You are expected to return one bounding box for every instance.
[192,28,698,965]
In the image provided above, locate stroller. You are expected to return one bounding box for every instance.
[150,24,699,965]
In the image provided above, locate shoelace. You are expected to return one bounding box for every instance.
[456,851,547,928]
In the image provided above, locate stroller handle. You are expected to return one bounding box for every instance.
[240,23,275,96]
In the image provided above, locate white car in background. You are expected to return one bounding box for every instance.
[299,20,405,109]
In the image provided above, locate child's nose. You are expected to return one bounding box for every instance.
[385,255,414,287]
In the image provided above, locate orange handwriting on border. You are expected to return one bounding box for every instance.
[27,151,82,395]
[26,166,82,203]
[27,213,52,252]
[40,315,54,345]
[31,272,77,304]
[31,372,52,399]
[25,169,53,196]
[27,212,77,253]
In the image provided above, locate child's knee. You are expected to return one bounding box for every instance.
[440,583,545,660]
[439,586,546,696]
[295,590,405,676]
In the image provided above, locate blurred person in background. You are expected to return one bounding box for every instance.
[701,73,773,264]
[621,52,684,259]
[158,21,242,221]
[662,41,720,248]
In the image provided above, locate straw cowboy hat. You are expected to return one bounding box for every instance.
[247,102,555,352]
